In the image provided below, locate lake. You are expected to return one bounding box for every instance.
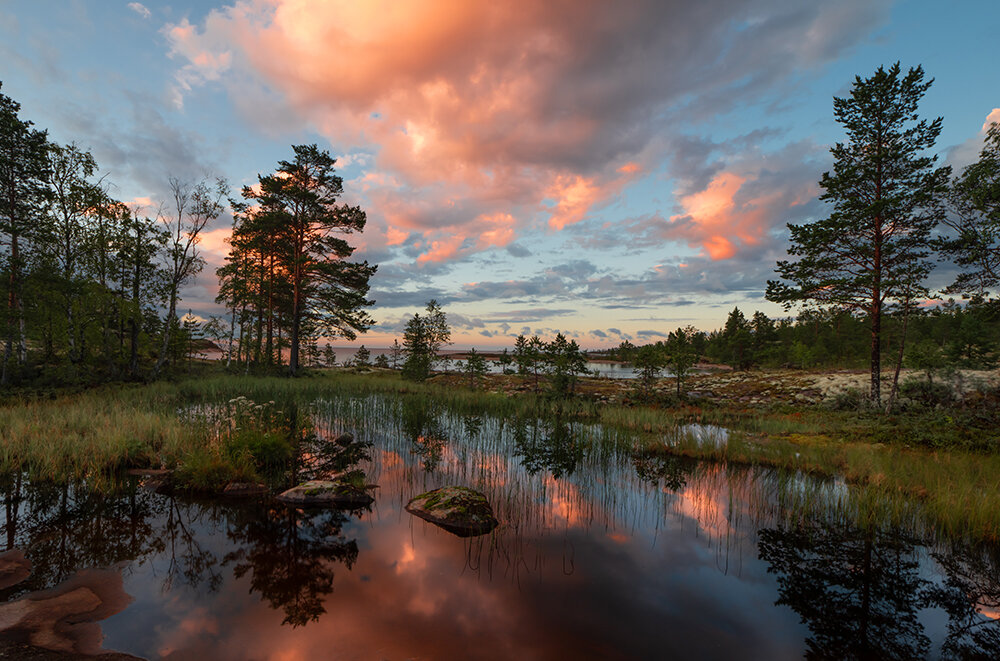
[2,392,998,659]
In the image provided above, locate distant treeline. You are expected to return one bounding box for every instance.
[607,301,998,372]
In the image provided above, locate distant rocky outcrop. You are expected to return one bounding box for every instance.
[405,486,499,537]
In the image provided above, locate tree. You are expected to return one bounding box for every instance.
[513,334,545,392]
[544,333,589,397]
[632,343,665,399]
[940,121,1000,297]
[42,142,103,365]
[401,300,451,381]
[767,64,949,406]
[154,177,225,376]
[665,325,699,398]
[462,348,488,390]
[721,307,752,369]
[389,338,403,369]
[352,344,370,368]
[0,82,49,383]
[242,145,376,376]
[494,347,514,375]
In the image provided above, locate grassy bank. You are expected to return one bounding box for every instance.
[2,368,999,541]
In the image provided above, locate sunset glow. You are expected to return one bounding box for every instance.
[3,0,995,347]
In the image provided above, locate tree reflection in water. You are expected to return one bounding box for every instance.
[513,415,582,479]
[760,523,928,660]
[401,398,448,472]
[223,501,362,627]
[926,542,1000,659]
[633,452,695,492]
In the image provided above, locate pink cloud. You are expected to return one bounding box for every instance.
[416,235,464,264]
[162,1,668,263]
[984,108,1000,131]
[384,226,407,246]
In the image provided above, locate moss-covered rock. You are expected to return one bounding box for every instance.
[405,486,498,537]
[276,479,374,507]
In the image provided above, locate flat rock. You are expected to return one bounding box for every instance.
[0,549,31,590]
[125,469,169,477]
[222,482,268,498]
[405,486,499,537]
[276,480,374,507]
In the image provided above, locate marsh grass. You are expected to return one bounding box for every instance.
[3,370,999,541]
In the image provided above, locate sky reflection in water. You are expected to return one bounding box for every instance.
[2,395,999,660]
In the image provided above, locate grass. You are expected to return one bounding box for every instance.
[2,367,999,541]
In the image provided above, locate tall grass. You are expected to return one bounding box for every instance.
[3,370,999,542]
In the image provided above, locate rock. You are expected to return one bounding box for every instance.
[276,480,374,507]
[0,549,31,590]
[139,477,172,495]
[130,469,173,495]
[125,468,169,477]
[222,482,268,498]
[332,432,355,447]
[0,568,133,657]
[405,486,499,537]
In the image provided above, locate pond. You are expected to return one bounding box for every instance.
[2,393,999,659]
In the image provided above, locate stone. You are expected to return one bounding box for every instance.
[405,486,499,537]
[0,549,31,590]
[332,432,355,447]
[222,482,268,498]
[276,480,374,507]
[125,468,169,477]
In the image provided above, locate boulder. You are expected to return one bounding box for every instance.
[222,482,269,498]
[276,479,374,507]
[405,486,499,537]
[332,432,355,447]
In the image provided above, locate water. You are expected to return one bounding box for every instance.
[200,346,650,379]
[2,394,999,659]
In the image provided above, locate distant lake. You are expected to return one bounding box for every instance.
[200,346,650,379]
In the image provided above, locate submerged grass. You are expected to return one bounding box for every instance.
[2,369,999,542]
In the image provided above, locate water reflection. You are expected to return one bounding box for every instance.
[2,393,1000,659]
[224,502,362,627]
[513,415,583,479]
[759,523,931,660]
[927,542,1000,659]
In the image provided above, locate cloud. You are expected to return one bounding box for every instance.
[127,3,151,19]
[163,0,891,268]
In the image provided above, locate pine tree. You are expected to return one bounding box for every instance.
[940,121,1000,297]
[242,145,376,375]
[767,64,949,406]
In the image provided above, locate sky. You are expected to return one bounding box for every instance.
[1,0,997,349]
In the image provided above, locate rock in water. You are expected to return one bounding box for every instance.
[332,432,355,447]
[0,549,31,590]
[277,480,374,507]
[405,486,499,537]
[222,482,269,498]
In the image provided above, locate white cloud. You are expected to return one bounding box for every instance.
[127,2,151,20]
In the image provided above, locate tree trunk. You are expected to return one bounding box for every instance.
[870,222,883,407]
[154,292,177,377]
[885,302,911,413]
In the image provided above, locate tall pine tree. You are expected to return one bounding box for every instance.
[767,64,949,406]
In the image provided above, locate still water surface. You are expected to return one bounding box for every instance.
[2,394,999,659]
